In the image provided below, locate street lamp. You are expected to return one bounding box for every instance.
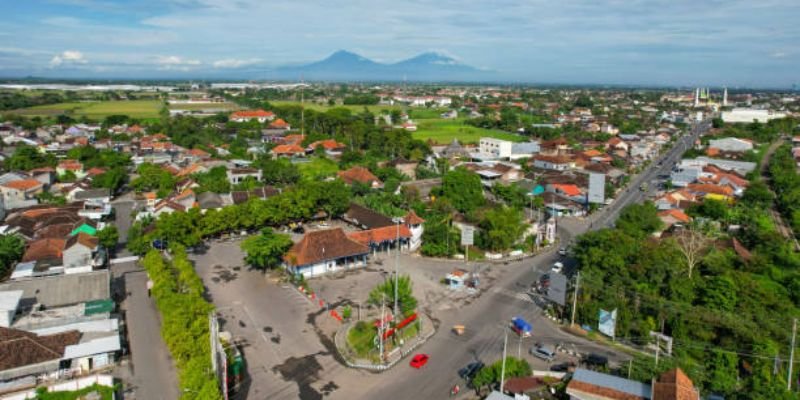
[391,217,404,320]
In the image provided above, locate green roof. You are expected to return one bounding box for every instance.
[71,224,97,236]
[84,299,114,315]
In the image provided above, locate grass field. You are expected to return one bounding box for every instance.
[297,157,339,181]
[12,100,163,119]
[412,118,524,144]
[269,100,447,119]
[167,102,239,111]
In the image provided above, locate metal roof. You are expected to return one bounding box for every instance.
[572,368,652,398]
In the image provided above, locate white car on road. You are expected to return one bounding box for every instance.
[551,262,564,274]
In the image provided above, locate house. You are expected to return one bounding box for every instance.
[283,228,370,277]
[532,155,572,171]
[230,109,275,123]
[271,144,306,158]
[548,183,584,202]
[153,200,186,217]
[347,225,412,255]
[21,238,66,271]
[651,368,699,400]
[0,179,43,210]
[567,368,652,400]
[475,138,540,161]
[343,203,395,230]
[268,118,291,131]
[658,209,691,228]
[62,233,102,273]
[607,137,630,152]
[386,159,419,180]
[73,188,112,204]
[0,326,81,381]
[229,186,280,205]
[197,192,224,211]
[338,166,383,188]
[307,139,346,156]
[227,167,262,185]
[56,160,85,179]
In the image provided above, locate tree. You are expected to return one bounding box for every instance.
[479,206,528,251]
[672,228,711,278]
[240,228,293,270]
[471,357,531,393]
[441,167,484,214]
[616,201,663,237]
[741,180,774,208]
[6,145,57,171]
[155,210,201,248]
[367,275,418,316]
[97,226,120,251]
[0,234,24,277]
[92,167,127,192]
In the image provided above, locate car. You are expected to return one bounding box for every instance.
[558,247,567,256]
[584,353,609,368]
[551,262,564,274]
[550,361,576,372]
[292,225,305,234]
[530,344,556,361]
[410,353,429,369]
[458,361,485,381]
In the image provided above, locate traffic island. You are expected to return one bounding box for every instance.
[333,312,436,371]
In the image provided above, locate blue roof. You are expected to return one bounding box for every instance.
[571,369,651,398]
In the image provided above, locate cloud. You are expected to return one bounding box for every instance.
[49,50,87,67]
[155,55,202,71]
[212,58,260,68]
[771,51,787,58]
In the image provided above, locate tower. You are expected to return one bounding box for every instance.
[723,87,728,107]
[694,88,699,107]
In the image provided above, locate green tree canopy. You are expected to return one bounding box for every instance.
[471,357,531,392]
[367,275,418,316]
[479,206,528,251]
[240,228,293,270]
[441,167,485,214]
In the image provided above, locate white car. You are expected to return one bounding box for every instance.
[551,262,564,274]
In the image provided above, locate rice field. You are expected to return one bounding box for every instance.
[12,100,164,119]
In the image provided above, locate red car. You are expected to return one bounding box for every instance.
[409,353,429,369]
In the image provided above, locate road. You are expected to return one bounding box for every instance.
[349,121,712,400]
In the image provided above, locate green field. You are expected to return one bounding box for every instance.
[297,157,339,181]
[167,102,239,111]
[269,100,447,119]
[412,118,524,145]
[12,100,163,119]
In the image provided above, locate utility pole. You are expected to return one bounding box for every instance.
[394,219,400,320]
[570,272,580,327]
[379,293,385,364]
[500,329,508,393]
[628,359,633,379]
[789,318,797,390]
[518,335,522,358]
[300,76,305,137]
[654,334,660,369]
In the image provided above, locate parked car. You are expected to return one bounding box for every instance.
[510,317,532,337]
[458,361,484,381]
[584,353,609,368]
[551,262,564,274]
[550,361,576,372]
[530,344,556,361]
[558,247,567,256]
[410,353,429,369]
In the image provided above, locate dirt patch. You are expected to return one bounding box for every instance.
[270,334,281,344]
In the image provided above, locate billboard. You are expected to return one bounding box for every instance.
[461,226,475,246]
[588,173,605,204]
[598,308,617,338]
[546,272,568,306]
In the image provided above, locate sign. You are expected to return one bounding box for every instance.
[461,226,475,246]
[598,308,617,338]
[588,173,605,204]
[546,272,568,306]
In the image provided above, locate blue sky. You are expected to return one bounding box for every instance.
[2,0,799,87]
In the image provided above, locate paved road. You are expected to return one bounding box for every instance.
[349,121,712,400]
[113,261,180,400]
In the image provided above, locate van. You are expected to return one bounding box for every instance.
[529,344,556,361]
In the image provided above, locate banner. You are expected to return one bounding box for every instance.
[598,308,617,338]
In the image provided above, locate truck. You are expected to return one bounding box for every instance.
[511,317,532,337]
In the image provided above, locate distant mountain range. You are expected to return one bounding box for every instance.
[267,50,493,82]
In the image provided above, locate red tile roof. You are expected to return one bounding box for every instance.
[687,183,734,197]
[22,238,66,262]
[652,368,699,400]
[348,225,412,246]
[231,109,274,119]
[338,166,382,186]
[0,327,81,371]
[658,209,691,224]
[187,148,210,158]
[269,118,290,129]
[284,228,369,267]
[308,139,345,151]
[552,183,582,197]
[272,144,306,155]
[283,134,305,145]
[58,160,83,171]
[405,210,425,225]
[1,179,43,191]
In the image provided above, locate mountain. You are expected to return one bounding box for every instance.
[271,50,492,82]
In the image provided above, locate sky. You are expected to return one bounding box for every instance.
[2,0,799,87]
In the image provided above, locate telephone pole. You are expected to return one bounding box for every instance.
[789,318,797,390]
[500,329,508,393]
[570,272,580,326]
[394,219,400,320]
[379,293,385,364]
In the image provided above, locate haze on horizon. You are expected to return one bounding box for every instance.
[2,0,799,88]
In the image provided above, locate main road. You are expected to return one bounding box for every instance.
[349,120,710,400]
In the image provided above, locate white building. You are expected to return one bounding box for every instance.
[721,108,787,123]
[708,137,754,153]
[475,138,539,161]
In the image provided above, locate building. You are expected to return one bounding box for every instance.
[721,108,787,123]
[0,179,43,210]
[62,233,102,273]
[347,225,412,255]
[680,157,756,176]
[707,137,754,153]
[567,368,652,400]
[230,109,275,123]
[283,228,370,277]
[338,166,383,188]
[474,138,539,161]
[533,155,572,171]
[226,167,262,185]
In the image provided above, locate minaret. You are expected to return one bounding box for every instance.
[694,88,699,107]
[723,87,728,107]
